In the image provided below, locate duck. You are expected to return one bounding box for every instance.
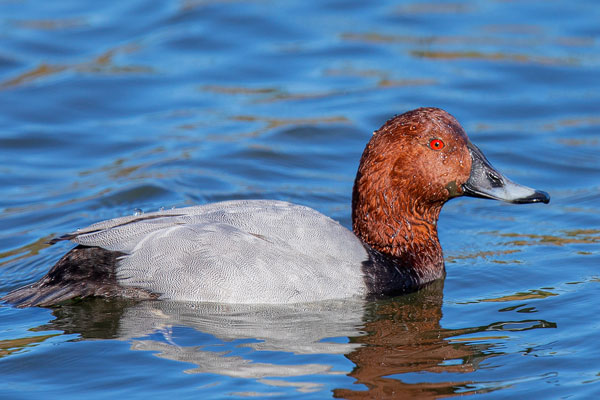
[3,107,549,307]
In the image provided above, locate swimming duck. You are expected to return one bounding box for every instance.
[3,108,549,307]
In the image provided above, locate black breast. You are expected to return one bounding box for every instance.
[361,245,445,299]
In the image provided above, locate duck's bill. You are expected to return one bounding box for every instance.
[462,142,550,204]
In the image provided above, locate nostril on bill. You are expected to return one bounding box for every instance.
[487,171,503,188]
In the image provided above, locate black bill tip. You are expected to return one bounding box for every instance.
[510,190,550,204]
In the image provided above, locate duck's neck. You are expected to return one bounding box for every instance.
[352,187,445,295]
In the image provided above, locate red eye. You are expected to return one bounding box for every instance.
[429,139,444,150]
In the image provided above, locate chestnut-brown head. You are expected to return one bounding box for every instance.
[368,107,472,206]
[352,107,549,259]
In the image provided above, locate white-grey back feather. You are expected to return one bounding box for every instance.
[67,200,369,303]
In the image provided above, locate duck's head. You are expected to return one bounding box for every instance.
[352,107,549,257]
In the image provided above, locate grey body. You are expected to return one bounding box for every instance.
[64,200,369,303]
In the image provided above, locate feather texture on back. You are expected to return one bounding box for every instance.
[60,200,369,303]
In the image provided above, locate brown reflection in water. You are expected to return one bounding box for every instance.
[78,145,171,180]
[482,24,544,35]
[201,75,435,105]
[341,30,587,67]
[474,289,557,304]
[1,46,152,90]
[324,67,437,89]
[558,138,600,147]
[341,32,592,49]
[0,235,55,268]
[472,115,600,136]
[446,229,600,267]
[545,116,600,132]
[0,333,60,358]
[202,84,338,103]
[336,283,557,399]
[181,0,247,11]
[493,229,600,246]
[395,2,471,15]
[177,111,350,137]
[335,281,492,399]
[410,50,577,66]
[225,115,349,139]
[14,18,87,31]
[446,249,521,264]
[1,64,68,89]
[202,85,280,96]
[453,288,559,317]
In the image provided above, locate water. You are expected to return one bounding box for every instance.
[0,0,599,398]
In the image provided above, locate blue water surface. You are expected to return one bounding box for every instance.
[1,0,599,398]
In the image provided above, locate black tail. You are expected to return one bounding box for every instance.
[3,245,157,307]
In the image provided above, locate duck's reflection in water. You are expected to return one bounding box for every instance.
[36,280,554,397]
[40,296,366,394]
[336,282,488,399]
